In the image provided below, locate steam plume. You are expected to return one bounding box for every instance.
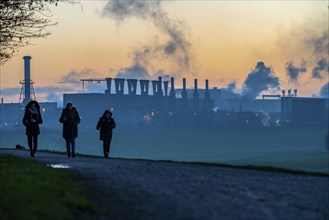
[285,59,307,82]
[319,82,329,98]
[312,58,328,80]
[102,0,192,76]
[241,62,280,99]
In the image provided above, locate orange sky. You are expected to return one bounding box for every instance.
[0,1,328,103]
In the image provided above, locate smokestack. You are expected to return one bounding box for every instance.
[294,89,297,97]
[205,79,210,99]
[193,79,199,99]
[282,90,286,97]
[288,89,291,97]
[158,76,163,96]
[170,77,175,98]
[152,80,158,95]
[127,79,138,95]
[105,78,112,94]
[182,78,187,99]
[140,80,150,96]
[23,56,32,103]
[163,81,169,96]
[114,78,125,95]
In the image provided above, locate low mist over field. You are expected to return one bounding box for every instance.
[1,127,328,173]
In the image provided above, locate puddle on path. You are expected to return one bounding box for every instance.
[47,164,71,169]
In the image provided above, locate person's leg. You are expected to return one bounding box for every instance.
[107,135,113,156]
[27,135,33,156]
[103,140,107,157]
[32,134,38,156]
[65,138,71,157]
[71,138,76,157]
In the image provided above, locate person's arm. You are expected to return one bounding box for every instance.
[59,110,65,123]
[22,111,28,127]
[75,111,81,125]
[111,118,116,129]
[38,110,43,124]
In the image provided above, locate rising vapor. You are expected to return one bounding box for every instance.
[220,82,241,99]
[241,62,280,99]
[59,68,101,84]
[102,0,192,77]
[312,58,328,80]
[319,82,329,98]
[116,65,150,79]
[285,59,307,83]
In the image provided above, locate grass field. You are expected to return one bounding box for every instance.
[0,154,95,220]
[1,127,328,173]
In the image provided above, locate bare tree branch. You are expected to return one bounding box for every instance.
[0,0,68,64]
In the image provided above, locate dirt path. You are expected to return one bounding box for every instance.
[1,149,328,220]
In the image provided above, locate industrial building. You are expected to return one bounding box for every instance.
[0,56,328,130]
[64,77,215,129]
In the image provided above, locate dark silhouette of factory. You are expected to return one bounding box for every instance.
[64,77,214,129]
[0,56,328,130]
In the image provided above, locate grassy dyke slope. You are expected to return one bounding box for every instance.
[0,154,96,220]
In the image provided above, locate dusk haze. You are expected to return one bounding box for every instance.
[0,1,328,220]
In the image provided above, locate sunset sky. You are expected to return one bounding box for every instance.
[0,0,328,105]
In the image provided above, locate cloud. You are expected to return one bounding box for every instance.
[285,59,307,83]
[116,65,150,79]
[241,62,280,99]
[59,68,102,84]
[0,87,21,96]
[319,82,329,98]
[220,82,241,99]
[312,57,328,80]
[307,31,329,56]
[102,0,192,77]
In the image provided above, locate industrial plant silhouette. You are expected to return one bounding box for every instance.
[0,56,328,130]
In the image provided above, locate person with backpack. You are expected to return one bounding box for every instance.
[59,102,80,158]
[22,100,43,157]
[96,110,116,158]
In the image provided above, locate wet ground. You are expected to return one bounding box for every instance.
[1,149,328,220]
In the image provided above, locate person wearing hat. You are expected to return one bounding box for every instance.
[96,110,116,158]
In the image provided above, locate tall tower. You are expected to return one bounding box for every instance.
[19,56,36,103]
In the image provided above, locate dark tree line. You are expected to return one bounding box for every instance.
[0,0,68,64]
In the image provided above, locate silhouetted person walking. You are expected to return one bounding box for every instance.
[97,110,116,158]
[59,102,80,158]
[22,100,43,157]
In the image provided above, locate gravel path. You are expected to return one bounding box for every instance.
[1,149,328,220]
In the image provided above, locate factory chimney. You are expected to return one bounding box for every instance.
[105,78,112,94]
[170,77,175,98]
[294,89,297,97]
[193,79,199,99]
[182,78,187,99]
[158,76,163,96]
[288,89,291,97]
[204,79,210,99]
[23,56,32,103]
[282,90,285,97]
[140,80,150,96]
[163,81,169,96]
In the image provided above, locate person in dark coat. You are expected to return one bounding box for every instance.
[22,100,43,157]
[96,110,116,158]
[59,102,80,158]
